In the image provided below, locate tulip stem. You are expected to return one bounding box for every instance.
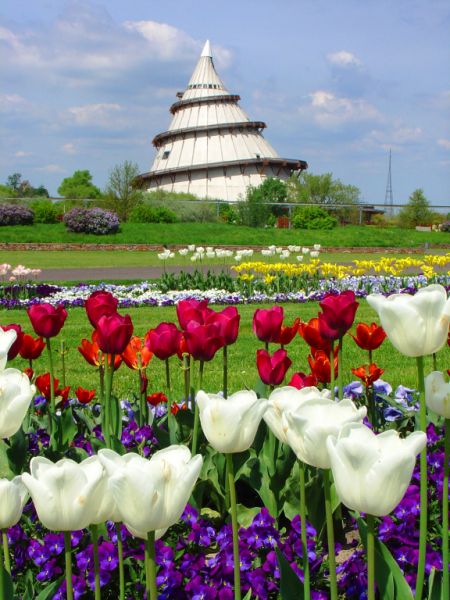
[415,355,427,600]
[183,355,190,408]
[46,337,55,414]
[116,524,125,600]
[432,352,437,371]
[104,356,115,448]
[337,337,344,401]
[223,345,228,399]
[299,461,310,600]
[226,453,241,600]
[99,365,105,404]
[323,469,338,600]
[145,531,157,600]
[1,532,10,576]
[366,514,375,600]
[90,525,101,600]
[60,339,66,388]
[165,358,175,441]
[329,342,335,400]
[64,531,74,600]
[442,419,449,600]
[191,360,204,456]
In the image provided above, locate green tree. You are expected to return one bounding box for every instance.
[103,161,143,222]
[6,173,22,193]
[57,170,102,199]
[287,172,360,223]
[399,189,433,228]
[237,178,288,227]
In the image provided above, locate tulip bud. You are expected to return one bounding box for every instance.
[252,306,283,343]
[145,322,182,360]
[19,334,46,361]
[0,368,35,438]
[184,321,224,362]
[0,328,17,370]
[96,313,133,355]
[85,290,118,328]
[318,291,359,341]
[0,476,29,529]
[1,324,23,360]
[256,348,292,386]
[425,371,450,418]
[27,303,67,339]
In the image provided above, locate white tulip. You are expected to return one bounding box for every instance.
[264,386,330,444]
[197,390,268,453]
[302,247,310,254]
[310,251,320,258]
[283,398,367,469]
[0,369,35,438]
[22,457,104,531]
[313,244,321,251]
[178,248,189,256]
[0,328,17,371]
[327,423,426,516]
[0,476,29,529]
[99,446,202,538]
[367,284,450,357]
[425,371,450,418]
[296,255,304,262]
[187,245,196,252]
[81,455,122,524]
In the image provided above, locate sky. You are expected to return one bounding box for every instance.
[1,0,449,206]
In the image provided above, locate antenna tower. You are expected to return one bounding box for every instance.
[384,149,394,215]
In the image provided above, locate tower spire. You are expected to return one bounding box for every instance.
[384,149,394,216]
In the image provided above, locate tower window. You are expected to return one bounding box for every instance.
[162,150,170,159]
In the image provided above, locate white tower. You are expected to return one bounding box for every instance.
[137,41,307,201]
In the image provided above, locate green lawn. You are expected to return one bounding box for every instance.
[4,302,446,401]
[0,222,448,247]
[0,249,442,271]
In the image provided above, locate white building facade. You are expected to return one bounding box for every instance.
[137,41,307,202]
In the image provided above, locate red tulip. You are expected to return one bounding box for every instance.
[298,317,333,354]
[318,291,359,341]
[122,336,153,370]
[145,322,182,360]
[75,387,96,405]
[28,303,67,338]
[253,306,284,343]
[288,372,318,389]
[307,349,338,384]
[85,290,118,328]
[19,334,46,360]
[350,322,387,351]
[1,324,24,360]
[78,333,122,370]
[256,348,292,386]
[184,321,224,362]
[171,401,188,416]
[176,299,212,329]
[23,367,34,381]
[275,318,300,346]
[95,313,133,355]
[207,306,240,346]
[177,334,188,360]
[146,391,168,406]
[35,373,70,405]
[351,364,385,388]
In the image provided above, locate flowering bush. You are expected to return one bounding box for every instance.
[63,207,120,235]
[0,203,34,226]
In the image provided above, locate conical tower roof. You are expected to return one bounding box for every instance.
[137,41,307,201]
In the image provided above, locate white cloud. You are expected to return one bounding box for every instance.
[61,143,77,154]
[437,138,450,150]
[299,90,381,127]
[66,103,122,127]
[15,150,31,158]
[35,164,65,173]
[327,50,362,68]
[0,93,29,113]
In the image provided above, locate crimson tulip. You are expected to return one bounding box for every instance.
[275,318,300,346]
[298,317,333,354]
[19,334,46,361]
[28,303,67,339]
[184,321,224,362]
[75,387,96,405]
[85,290,118,328]
[176,298,212,329]
[307,349,338,384]
[253,306,284,343]
[350,322,387,351]
[207,306,240,346]
[35,373,70,405]
[288,371,318,389]
[122,336,153,370]
[1,324,23,360]
[146,391,168,407]
[318,291,359,341]
[256,348,292,386]
[351,363,385,388]
[145,322,182,360]
[95,313,133,355]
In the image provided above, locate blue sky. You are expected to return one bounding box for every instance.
[1,0,449,206]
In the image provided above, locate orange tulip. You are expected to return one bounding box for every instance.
[122,336,153,370]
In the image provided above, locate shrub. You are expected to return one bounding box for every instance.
[63,207,120,235]
[291,205,337,230]
[30,199,63,224]
[129,204,177,223]
[440,221,450,232]
[0,203,34,225]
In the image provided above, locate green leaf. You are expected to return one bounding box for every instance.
[0,563,14,600]
[6,428,28,475]
[357,516,414,600]
[276,548,304,600]
[34,576,63,599]
[235,504,261,527]
[60,409,77,447]
[427,568,443,600]
[0,440,14,479]
[242,591,252,600]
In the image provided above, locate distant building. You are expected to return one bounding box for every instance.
[136,40,307,202]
